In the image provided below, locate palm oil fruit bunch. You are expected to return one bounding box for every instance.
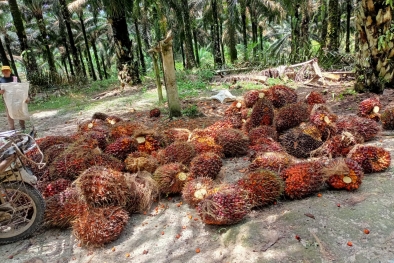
[163,128,191,144]
[36,135,74,152]
[281,161,325,199]
[78,130,109,150]
[279,128,323,159]
[323,158,364,191]
[274,102,310,132]
[189,152,223,179]
[44,187,87,228]
[305,91,326,105]
[237,169,284,207]
[249,125,278,144]
[104,136,138,161]
[72,206,129,247]
[249,97,275,128]
[124,152,158,173]
[214,128,250,157]
[201,120,235,139]
[86,152,125,172]
[92,112,123,125]
[49,148,93,180]
[42,178,72,198]
[336,115,381,142]
[78,119,109,134]
[249,152,293,173]
[157,141,196,165]
[309,105,338,140]
[381,107,394,130]
[299,122,323,141]
[347,145,391,173]
[150,108,161,118]
[189,136,224,157]
[312,131,363,158]
[262,85,298,108]
[109,121,147,140]
[134,129,165,154]
[358,97,381,121]
[153,162,190,194]
[182,177,216,207]
[249,137,284,153]
[75,166,130,207]
[197,184,251,225]
[243,90,260,108]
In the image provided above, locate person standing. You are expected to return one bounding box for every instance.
[0,65,26,131]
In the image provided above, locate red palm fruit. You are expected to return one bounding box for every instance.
[197,184,252,225]
[249,97,275,128]
[224,101,248,129]
[87,153,125,172]
[381,107,394,130]
[336,115,381,141]
[305,91,326,105]
[42,178,72,198]
[153,162,190,194]
[249,137,284,153]
[244,90,260,108]
[182,177,216,207]
[237,169,284,207]
[347,144,391,173]
[190,136,224,157]
[78,119,110,134]
[358,97,381,121]
[133,129,164,154]
[249,125,278,145]
[190,152,223,179]
[157,141,196,165]
[323,158,363,191]
[150,108,161,118]
[105,115,123,125]
[249,152,293,173]
[109,121,148,140]
[124,152,158,173]
[104,136,138,160]
[274,103,310,132]
[44,187,87,228]
[198,120,235,139]
[282,161,325,199]
[36,135,74,152]
[163,128,191,144]
[214,128,250,157]
[309,112,338,141]
[77,130,109,150]
[311,131,363,158]
[49,148,92,180]
[262,85,298,108]
[279,128,323,159]
[75,166,130,207]
[72,206,129,247]
[299,122,323,141]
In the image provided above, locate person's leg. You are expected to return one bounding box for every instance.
[5,106,15,130]
[19,120,26,130]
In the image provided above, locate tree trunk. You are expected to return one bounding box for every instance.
[62,58,69,81]
[181,0,196,69]
[34,11,56,72]
[79,13,96,81]
[290,4,301,62]
[320,0,328,46]
[91,39,103,80]
[326,0,340,51]
[345,0,352,52]
[64,40,75,76]
[134,19,146,75]
[160,34,181,118]
[193,29,200,67]
[101,53,108,79]
[212,0,223,68]
[0,38,10,68]
[4,36,19,78]
[227,0,238,63]
[77,46,87,77]
[354,0,394,94]
[240,1,248,61]
[259,26,263,51]
[149,50,164,103]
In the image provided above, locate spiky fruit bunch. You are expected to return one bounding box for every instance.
[347,145,391,173]
[305,91,326,105]
[92,112,109,121]
[249,125,278,145]
[157,141,196,165]
[310,112,337,141]
[50,148,94,180]
[197,184,252,225]
[87,153,125,172]
[214,128,250,157]
[72,206,129,247]
[104,136,138,160]
[336,115,381,141]
[282,161,324,199]
[190,136,224,157]
[225,100,248,118]
[249,152,293,173]
[44,187,87,228]
[153,163,190,194]
[323,158,364,191]
[196,120,235,139]
[76,130,108,150]
[381,107,394,130]
[274,103,310,132]
[190,152,223,179]
[124,152,158,173]
[243,90,260,108]
[249,138,284,153]
[109,121,148,140]
[279,128,323,158]
[237,169,283,207]
[311,131,363,158]
[358,97,381,121]
[262,85,298,108]
[249,98,275,128]
[163,128,191,144]
[36,135,74,152]
[182,177,216,207]
[134,130,164,154]
[42,178,72,198]
[299,122,323,141]
[150,108,161,118]
[78,119,109,134]
[75,166,130,207]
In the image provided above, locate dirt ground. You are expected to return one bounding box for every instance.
[1,75,394,263]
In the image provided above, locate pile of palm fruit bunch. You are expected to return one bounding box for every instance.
[24,84,393,246]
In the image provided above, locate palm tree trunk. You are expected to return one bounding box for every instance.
[78,13,96,81]
[240,1,248,61]
[77,46,87,77]
[0,38,10,67]
[63,38,75,76]
[212,0,223,68]
[4,36,19,78]
[326,0,340,51]
[227,0,237,63]
[355,0,394,93]
[193,29,200,67]
[181,0,196,69]
[91,39,103,80]
[320,0,328,46]
[345,0,352,53]
[134,19,146,75]
[34,12,56,72]
[62,57,69,81]
[101,53,108,79]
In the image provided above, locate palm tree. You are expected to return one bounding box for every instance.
[354,0,394,93]
[325,0,340,51]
